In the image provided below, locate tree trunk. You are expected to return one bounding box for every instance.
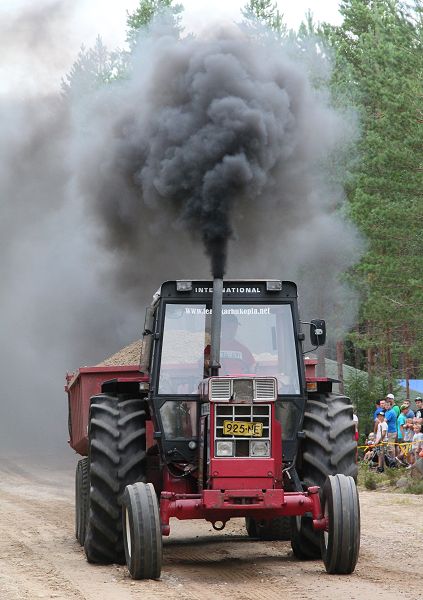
[386,326,392,391]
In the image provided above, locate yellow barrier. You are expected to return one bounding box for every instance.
[358,441,417,451]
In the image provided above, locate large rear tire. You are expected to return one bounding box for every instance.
[321,474,360,574]
[245,516,291,541]
[291,393,357,560]
[84,394,147,564]
[122,482,162,580]
[75,457,89,546]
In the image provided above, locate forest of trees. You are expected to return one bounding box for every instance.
[63,0,423,432]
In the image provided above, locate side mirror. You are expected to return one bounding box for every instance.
[310,319,326,346]
[140,307,155,373]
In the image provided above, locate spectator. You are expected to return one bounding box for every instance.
[402,399,415,419]
[386,393,400,418]
[396,405,409,466]
[375,411,388,473]
[402,417,415,464]
[410,422,423,465]
[363,432,377,464]
[353,413,359,441]
[397,404,408,442]
[373,399,386,433]
[415,397,423,419]
[384,398,397,459]
[365,432,376,446]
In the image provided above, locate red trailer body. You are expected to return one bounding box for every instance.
[65,366,147,455]
[65,359,325,456]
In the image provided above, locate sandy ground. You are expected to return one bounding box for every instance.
[0,453,422,600]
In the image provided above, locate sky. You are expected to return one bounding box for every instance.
[85,0,343,48]
[0,1,343,94]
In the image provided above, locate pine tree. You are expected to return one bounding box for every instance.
[322,1,423,385]
[126,0,183,47]
[63,1,184,98]
[62,37,127,98]
[242,0,286,36]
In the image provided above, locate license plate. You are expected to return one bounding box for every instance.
[223,420,263,437]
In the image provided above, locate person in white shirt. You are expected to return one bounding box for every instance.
[375,411,388,473]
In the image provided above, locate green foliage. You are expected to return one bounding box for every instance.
[126,0,183,46]
[242,0,287,36]
[363,467,378,489]
[344,369,403,440]
[403,478,423,494]
[64,1,184,98]
[384,465,404,486]
[320,1,423,383]
[62,37,128,98]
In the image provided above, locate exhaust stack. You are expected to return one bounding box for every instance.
[210,278,223,377]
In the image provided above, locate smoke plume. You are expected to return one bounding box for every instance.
[0,9,362,454]
[71,21,361,289]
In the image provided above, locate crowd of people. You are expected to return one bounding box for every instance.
[363,394,423,472]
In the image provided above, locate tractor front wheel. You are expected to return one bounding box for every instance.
[321,474,360,574]
[122,482,162,580]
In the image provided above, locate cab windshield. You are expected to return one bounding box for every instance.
[158,303,300,395]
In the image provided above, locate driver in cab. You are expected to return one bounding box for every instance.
[205,314,256,375]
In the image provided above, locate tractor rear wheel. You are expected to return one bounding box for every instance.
[245,516,291,541]
[291,393,357,560]
[122,482,162,580]
[84,394,147,564]
[75,457,89,546]
[321,474,360,574]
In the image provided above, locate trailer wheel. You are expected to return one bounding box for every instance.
[292,393,358,559]
[245,516,291,541]
[122,482,162,580]
[75,457,89,546]
[84,394,147,564]
[321,474,360,574]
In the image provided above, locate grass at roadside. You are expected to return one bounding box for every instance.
[357,461,423,495]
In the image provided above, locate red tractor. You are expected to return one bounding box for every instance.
[66,279,359,579]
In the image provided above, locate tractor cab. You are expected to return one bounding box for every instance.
[142,280,307,473]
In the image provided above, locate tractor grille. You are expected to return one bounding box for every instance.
[210,379,231,400]
[255,378,276,400]
[215,404,271,458]
[210,378,276,401]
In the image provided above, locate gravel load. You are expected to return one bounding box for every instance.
[97,340,142,366]
[97,335,276,368]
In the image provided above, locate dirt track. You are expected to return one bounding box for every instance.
[0,454,422,600]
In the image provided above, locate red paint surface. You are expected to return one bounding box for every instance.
[66,366,147,455]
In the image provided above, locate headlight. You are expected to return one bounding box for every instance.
[250,440,270,457]
[215,441,234,457]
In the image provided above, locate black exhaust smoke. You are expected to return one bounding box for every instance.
[72,19,361,332]
[74,22,335,279]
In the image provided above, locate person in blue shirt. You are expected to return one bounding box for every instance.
[384,398,398,459]
[397,404,408,444]
[402,399,415,419]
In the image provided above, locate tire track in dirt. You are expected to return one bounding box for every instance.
[0,456,422,600]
